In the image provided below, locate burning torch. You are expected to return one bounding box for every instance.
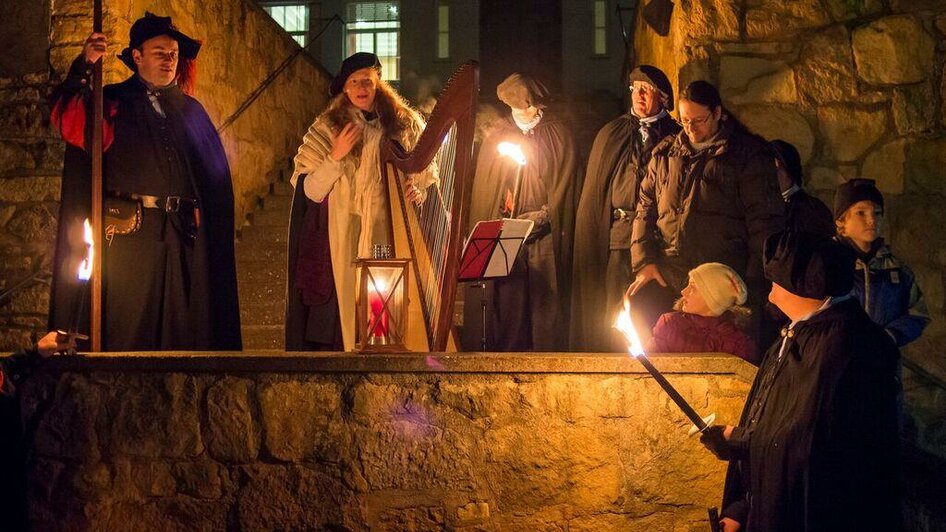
[497,141,526,217]
[57,218,94,343]
[613,303,715,434]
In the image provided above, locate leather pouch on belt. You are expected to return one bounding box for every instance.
[105,196,142,238]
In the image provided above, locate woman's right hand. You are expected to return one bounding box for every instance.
[329,122,363,161]
[721,517,741,532]
[83,32,108,64]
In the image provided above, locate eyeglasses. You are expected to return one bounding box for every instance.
[629,83,655,95]
[680,114,713,127]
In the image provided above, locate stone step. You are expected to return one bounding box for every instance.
[247,206,291,228]
[236,239,286,264]
[240,299,285,327]
[238,258,287,286]
[241,324,284,350]
[238,223,289,245]
[238,275,284,308]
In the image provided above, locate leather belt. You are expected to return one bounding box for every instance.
[612,208,633,221]
[112,191,198,212]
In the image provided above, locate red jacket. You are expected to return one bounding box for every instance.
[647,311,759,365]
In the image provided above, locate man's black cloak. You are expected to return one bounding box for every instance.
[721,297,902,530]
[48,58,241,351]
[466,112,581,350]
[569,112,679,351]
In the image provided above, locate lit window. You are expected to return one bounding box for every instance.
[346,1,400,81]
[261,2,310,47]
[437,3,450,59]
[593,0,607,56]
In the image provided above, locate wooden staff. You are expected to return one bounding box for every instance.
[90,0,104,351]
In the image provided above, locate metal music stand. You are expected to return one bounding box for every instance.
[458,218,534,351]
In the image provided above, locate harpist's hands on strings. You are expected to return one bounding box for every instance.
[329,122,363,161]
[404,176,425,205]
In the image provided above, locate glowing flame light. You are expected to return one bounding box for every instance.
[613,303,645,357]
[77,218,94,281]
[369,276,389,294]
[497,141,527,166]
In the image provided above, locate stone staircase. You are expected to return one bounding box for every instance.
[236,177,294,350]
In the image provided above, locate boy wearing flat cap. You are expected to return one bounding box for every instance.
[48,13,241,351]
[700,230,902,531]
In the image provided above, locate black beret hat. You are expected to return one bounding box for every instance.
[330,52,382,97]
[629,65,674,111]
[763,230,855,299]
[769,139,802,187]
[119,12,201,72]
[833,178,884,220]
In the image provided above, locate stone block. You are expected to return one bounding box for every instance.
[32,374,104,462]
[808,166,848,192]
[376,506,446,531]
[892,82,936,135]
[906,138,946,194]
[0,102,45,137]
[456,501,490,523]
[862,139,908,195]
[206,377,259,463]
[825,0,884,21]
[853,16,937,85]
[719,57,784,93]
[936,14,946,36]
[258,380,344,462]
[817,106,888,162]
[730,66,798,105]
[795,27,858,105]
[110,374,204,458]
[676,0,741,42]
[0,141,36,172]
[739,105,814,164]
[746,0,830,39]
[0,176,62,204]
[0,205,16,227]
[174,462,223,499]
[6,204,57,243]
[236,465,357,530]
[111,457,177,498]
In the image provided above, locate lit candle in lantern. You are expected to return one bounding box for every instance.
[497,141,527,217]
[368,276,390,338]
[613,303,714,434]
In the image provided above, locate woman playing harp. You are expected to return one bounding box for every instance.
[286,52,436,351]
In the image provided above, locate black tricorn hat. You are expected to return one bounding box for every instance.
[629,65,674,111]
[763,230,855,299]
[119,12,201,71]
[330,52,382,97]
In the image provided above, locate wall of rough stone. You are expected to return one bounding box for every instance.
[0,0,330,349]
[633,0,946,457]
[19,353,752,531]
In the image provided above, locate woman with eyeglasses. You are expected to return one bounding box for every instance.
[624,80,785,346]
[286,52,436,351]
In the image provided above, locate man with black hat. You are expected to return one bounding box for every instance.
[699,230,902,531]
[466,73,581,351]
[48,13,241,351]
[570,65,680,351]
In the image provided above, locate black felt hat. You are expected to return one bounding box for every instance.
[629,65,674,111]
[763,230,855,299]
[119,12,201,71]
[496,73,549,110]
[833,178,884,220]
[330,52,382,97]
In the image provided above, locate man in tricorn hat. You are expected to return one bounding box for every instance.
[466,73,581,351]
[699,230,901,531]
[48,12,241,350]
[570,65,680,351]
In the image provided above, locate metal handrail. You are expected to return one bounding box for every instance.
[217,14,343,134]
[0,269,51,309]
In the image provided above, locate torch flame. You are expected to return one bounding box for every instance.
[77,218,94,281]
[497,141,527,166]
[613,303,645,357]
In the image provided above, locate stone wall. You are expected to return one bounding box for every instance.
[633,0,946,458]
[20,353,752,530]
[0,0,330,349]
